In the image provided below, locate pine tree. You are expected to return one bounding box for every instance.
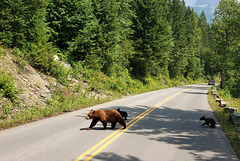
[46,0,97,55]
[184,7,203,79]
[0,0,54,72]
[199,11,214,77]
[130,0,172,76]
[168,0,188,78]
[87,0,134,75]
[0,0,50,48]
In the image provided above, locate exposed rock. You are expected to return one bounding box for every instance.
[0,53,56,108]
[229,113,240,126]
[224,107,238,114]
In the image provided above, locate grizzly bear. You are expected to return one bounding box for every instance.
[86,109,126,130]
[200,116,216,128]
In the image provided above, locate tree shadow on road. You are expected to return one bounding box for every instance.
[122,105,238,161]
[89,152,141,161]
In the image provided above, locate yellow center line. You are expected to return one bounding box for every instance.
[75,86,195,161]
[74,106,155,160]
[74,103,158,161]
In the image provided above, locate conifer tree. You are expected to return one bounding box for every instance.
[46,0,97,55]
[184,7,203,79]
[0,0,54,72]
[130,0,172,76]
[0,0,50,49]
[168,0,187,78]
[87,0,134,75]
[199,11,214,77]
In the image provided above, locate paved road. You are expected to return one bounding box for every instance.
[0,84,238,161]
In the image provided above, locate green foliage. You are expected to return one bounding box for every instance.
[12,48,27,73]
[130,0,172,76]
[211,0,240,97]
[51,62,72,86]
[0,47,7,57]
[168,0,206,80]
[208,87,240,158]
[168,0,187,78]
[47,0,96,53]
[1,0,210,83]
[89,0,134,76]
[0,74,19,101]
[0,0,49,48]
[199,11,213,77]
[0,0,57,74]
[24,42,55,73]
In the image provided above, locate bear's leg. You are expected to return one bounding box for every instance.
[202,122,206,126]
[111,122,117,129]
[210,123,215,128]
[101,121,107,130]
[118,120,126,129]
[88,118,98,130]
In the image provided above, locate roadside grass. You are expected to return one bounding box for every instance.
[208,86,240,159]
[0,52,206,129]
[0,72,202,130]
[0,90,112,129]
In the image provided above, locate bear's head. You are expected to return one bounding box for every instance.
[86,109,95,120]
[200,116,205,121]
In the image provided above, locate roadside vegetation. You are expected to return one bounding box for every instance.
[208,86,240,158]
[0,49,204,129]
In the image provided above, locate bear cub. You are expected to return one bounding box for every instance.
[200,116,216,128]
[86,109,126,130]
[116,108,128,120]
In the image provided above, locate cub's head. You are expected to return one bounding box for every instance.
[86,109,95,120]
[200,116,205,121]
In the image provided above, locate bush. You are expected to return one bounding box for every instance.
[0,46,7,57]
[0,74,19,101]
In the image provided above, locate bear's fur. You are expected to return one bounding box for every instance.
[86,109,126,130]
[200,116,216,128]
[116,108,128,120]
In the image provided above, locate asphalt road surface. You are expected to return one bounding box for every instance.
[0,84,239,161]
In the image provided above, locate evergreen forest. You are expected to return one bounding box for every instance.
[0,0,240,99]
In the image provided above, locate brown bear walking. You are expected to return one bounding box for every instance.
[86,109,126,130]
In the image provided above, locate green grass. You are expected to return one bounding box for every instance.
[208,86,240,159]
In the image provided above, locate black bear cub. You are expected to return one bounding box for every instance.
[200,116,216,128]
[116,108,128,120]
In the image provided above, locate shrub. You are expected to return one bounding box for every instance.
[0,74,19,101]
[0,46,7,57]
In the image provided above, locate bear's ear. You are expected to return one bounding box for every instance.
[92,110,95,114]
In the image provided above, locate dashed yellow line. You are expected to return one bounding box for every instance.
[74,86,195,161]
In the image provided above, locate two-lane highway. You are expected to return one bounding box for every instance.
[0,84,238,161]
